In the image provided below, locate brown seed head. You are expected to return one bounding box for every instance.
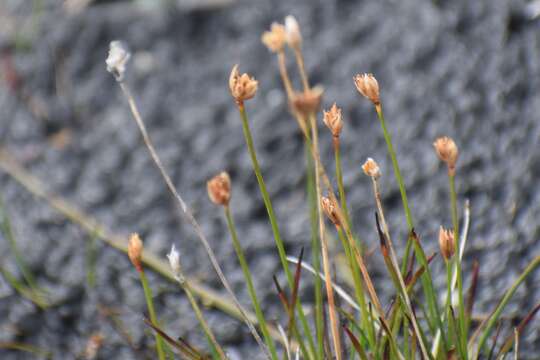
[433,136,459,175]
[261,23,286,53]
[128,233,143,272]
[323,103,343,138]
[438,226,455,261]
[284,15,302,50]
[207,172,231,207]
[353,73,380,105]
[321,196,341,227]
[229,65,258,103]
[290,85,324,116]
[362,157,381,178]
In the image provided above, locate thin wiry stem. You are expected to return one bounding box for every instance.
[139,269,166,360]
[224,206,279,360]
[174,274,228,359]
[449,173,467,358]
[375,105,446,349]
[371,177,430,359]
[293,48,310,92]
[306,145,324,360]
[335,228,377,351]
[374,105,414,274]
[309,113,342,360]
[237,103,315,359]
[0,148,293,349]
[475,255,540,358]
[116,81,269,358]
[292,43,342,358]
[301,130,384,323]
[277,51,294,99]
[276,49,322,360]
[333,138,352,232]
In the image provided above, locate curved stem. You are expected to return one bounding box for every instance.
[117,82,268,357]
[0,148,295,350]
[238,104,315,359]
[139,270,166,360]
[475,256,540,358]
[375,105,446,352]
[224,207,279,360]
[375,105,414,274]
[177,276,228,359]
[309,113,342,360]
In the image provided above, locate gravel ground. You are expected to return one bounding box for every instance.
[0,0,539,358]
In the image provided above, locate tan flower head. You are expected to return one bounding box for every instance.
[353,73,380,105]
[229,65,258,103]
[321,196,340,227]
[362,158,381,178]
[323,103,343,137]
[433,136,459,175]
[128,233,143,272]
[438,226,455,261]
[284,15,302,50]
[207,171,231,206]
[291,85,324,116]
[262,23,286,53]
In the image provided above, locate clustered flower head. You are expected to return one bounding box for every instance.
[261,23,286,53]
[229,65,258,103]
[433,136,459,175]
[284,15,302,51]
[106,40,131,82]
[438,226,455,261]
[291,85,324,116]
[323,103,343,138]
[128,233,143,272]
[207,171,231,207]
[321,196,341,227]
[362,158,381,178]
[354,73,380,106]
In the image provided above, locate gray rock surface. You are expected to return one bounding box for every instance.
[0,0,539,358]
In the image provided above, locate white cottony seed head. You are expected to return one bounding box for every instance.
[284,15,302,50]
[106,40,131,81]
[167,244,181,278]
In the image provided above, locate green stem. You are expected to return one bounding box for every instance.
[180,278,227,359]
[375,106,447,350]
[375,107,414,274]
[238,104,315,359]
[0,266,47,308]
[449,174,467,358]
[337,228,376,352]
[306,145,324,360]
[334,139,351,228]
[139,270,166,360]
[476,255,540,358]
[375,107,413,227]
[224,207,278,360]
[0,197,40,292]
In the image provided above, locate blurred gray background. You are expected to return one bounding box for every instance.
[0,0,539,358]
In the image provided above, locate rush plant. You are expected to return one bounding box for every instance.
[104,17,540,360]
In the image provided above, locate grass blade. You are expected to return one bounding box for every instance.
[343,325,368,360]
[474,255,540,358]
[144,318,206,359]
[495,302,540,358]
